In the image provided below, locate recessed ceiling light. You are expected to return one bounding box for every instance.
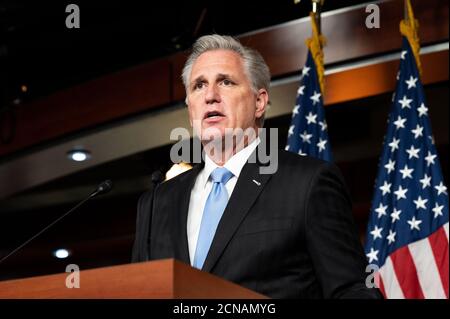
[53,248,70,259]
[67,149,91,162]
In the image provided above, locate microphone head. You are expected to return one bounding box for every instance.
[96,180,113,195]
[151,170,164,185]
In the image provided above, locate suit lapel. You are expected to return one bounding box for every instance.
[202,154,273,272]
[172,163,203,265]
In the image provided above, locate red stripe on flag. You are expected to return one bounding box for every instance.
[390,246,425,298]
[428,226,449,298]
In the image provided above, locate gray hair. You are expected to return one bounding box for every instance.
[182,34,270,93]
[181,34,271,126]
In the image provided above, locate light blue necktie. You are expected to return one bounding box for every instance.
[193,167,234,269]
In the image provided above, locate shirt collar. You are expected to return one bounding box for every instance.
[201,137,260,189]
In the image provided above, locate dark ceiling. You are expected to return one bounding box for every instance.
[1,0,368,107]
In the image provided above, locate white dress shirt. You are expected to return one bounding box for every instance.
[187,137,260,265]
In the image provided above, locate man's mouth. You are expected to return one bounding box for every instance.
[203,111,225,120]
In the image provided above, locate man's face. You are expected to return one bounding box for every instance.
[186,49,268,142]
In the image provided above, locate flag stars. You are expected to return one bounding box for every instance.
[425,151,437,167]
[432,203,444,218]
[366,248,379,263]
[413,196,428,210]
[370,225,383,240]
[288,125,295,137]
[401,50,407,59]
[435,182,447,196]
[387,230,396,244]
[405,76,418,89]
[411,124,423,139]
[406,145,420,159]
[393,116,407,130]
[417,103,428,117]
[300,131,313,144]
[384,159,396,174]
[379,181,392,196]
[292,104,300,117]
[302,66,311,77]
[394,185,408,200]
[305,112,317,124]
[407,216,422,231]
[390,208,402,223]
[398,95,413,109]
[419,174,431,189]
[364,43,447,254]
[310,91,321,105]
[375,203,388,218]
[399,164,414,179]
[317,139,327,152]
[389,138,400,152]
[287,58,331,161]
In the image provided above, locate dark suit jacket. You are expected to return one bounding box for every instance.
[132,148,382,299]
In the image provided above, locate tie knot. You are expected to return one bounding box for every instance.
[210,167,233,184]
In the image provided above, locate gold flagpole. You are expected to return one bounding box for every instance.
[306,0,326,94]
[293,0,326,92]
[400,0,422,76]
[404,0,408,21]
[311,0,324,35]
[292,0,324,36]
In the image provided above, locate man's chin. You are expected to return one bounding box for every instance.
[200,126,225,143]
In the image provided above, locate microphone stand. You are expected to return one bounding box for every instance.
[0,180,113,264]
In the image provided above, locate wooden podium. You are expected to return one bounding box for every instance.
[0,259,267,299]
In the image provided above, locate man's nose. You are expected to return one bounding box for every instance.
[205,84,221,104]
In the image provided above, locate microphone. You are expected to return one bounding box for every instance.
[151,170,164,186]
[0,180,113,264]
[132,171,163,262]
[91,179,113,197]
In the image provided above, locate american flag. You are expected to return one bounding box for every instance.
[285,50,333,162]
[364,37,449,299]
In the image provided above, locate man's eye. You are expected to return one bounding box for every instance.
[222,79,234,86]
[193,82,204,90]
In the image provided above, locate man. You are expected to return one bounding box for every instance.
[132,34,381,299]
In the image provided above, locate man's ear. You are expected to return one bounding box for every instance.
[255,89,269,119]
